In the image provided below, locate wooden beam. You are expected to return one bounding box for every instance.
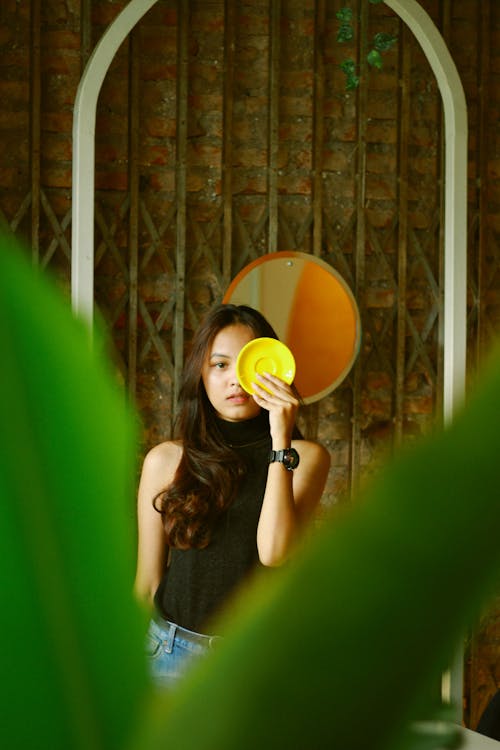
[222,0,235,285]
[312,0,325,258]
[174,0,189,415]
[267,0,281,254]
[350,0,368,498]
[477,0,490,361]
[30,0,41,263]
[128,29,140,399]
[394,24,410,448]
[81,0,92,68]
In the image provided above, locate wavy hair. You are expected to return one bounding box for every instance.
[155,304,279,549]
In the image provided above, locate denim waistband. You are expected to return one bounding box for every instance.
[152,613,222,650]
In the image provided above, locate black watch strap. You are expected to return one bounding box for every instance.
[268,448,300,471]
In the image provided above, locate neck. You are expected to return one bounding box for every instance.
[213,410,270,446]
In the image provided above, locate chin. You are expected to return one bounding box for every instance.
[221,403,259,421]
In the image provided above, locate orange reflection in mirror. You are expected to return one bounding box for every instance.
[224,251,361,403]
[285,258,358,400]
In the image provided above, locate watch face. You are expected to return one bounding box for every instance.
[283,448,300,470]
[269,448,300,470]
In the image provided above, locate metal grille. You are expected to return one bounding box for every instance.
[1,0,499,721]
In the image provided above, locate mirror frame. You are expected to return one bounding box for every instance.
[223,251,362,403]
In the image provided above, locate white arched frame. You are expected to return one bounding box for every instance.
[71,0,159,323]
[71,0,467,426]
[384,0,468,424]
[70,0,468,716]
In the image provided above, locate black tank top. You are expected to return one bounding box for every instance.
[154,411,272,634]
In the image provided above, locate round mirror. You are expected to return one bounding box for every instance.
[223,251,361,404]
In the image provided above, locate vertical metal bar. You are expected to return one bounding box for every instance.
[304,0,327,444]
[477,0,490,361]
[30,0,41,264]
[174,0,188,414]
[81,0,92,68]
[222,0,235,285]
[394,25,410,448]
[312,0,325,258]
[465,0,490,729]
[128,29,140,399]
[467,626,481,729]
[350,0,368,498]
[267,0,280,254]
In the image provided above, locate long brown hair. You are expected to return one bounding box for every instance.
[156,304,279,549]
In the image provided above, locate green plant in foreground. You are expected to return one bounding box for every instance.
[1,231,500,749]
[0,233,148,749]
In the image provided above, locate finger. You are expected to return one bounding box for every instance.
[251,381,276,401]
[252,379,298,408]
[255,372,294,396]
[256,371,286,386]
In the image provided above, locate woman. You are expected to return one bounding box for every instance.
[134,303,330,687]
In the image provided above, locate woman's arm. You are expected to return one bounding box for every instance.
[252,372,331,567]
[133,441,182,606]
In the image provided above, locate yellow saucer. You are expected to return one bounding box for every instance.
[236,337,296,395]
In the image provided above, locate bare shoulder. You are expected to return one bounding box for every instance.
[145,439,183,465]
[141,440,183,488]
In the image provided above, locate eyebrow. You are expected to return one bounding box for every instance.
[209,352,230,360]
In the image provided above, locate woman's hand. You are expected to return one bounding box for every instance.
[252,372,330,567]
[251,372,299,446]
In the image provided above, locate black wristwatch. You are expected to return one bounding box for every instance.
[268,448,300,471]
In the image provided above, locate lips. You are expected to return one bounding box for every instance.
[227,392,248,404]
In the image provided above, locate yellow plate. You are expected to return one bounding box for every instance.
[236,337,296,395]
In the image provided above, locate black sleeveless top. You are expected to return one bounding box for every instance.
[154,411,272,634]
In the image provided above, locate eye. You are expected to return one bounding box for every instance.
[213,361,227,369]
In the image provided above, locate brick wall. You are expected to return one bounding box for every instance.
[1,0,499,727]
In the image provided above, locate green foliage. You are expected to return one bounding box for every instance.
[336,2,398,89]
[337,7,354,23]
[367,48,384,69]
[341,58,361,90]
[0,233,148,749]
[337,22,355,43]
[2,229,500,750]
[373,30,398,52]
[336,7,354,43]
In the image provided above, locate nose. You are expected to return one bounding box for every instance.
[228,362,238,386]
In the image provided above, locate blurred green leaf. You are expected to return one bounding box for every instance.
[368,48,384,69]
[405,721,462,750]
[0,233,148,750]
[336,7,353,23]
[340,58,357,75]
[345,74,360,90]
[337,22,355,43]
[373,32,398,52]
[4,230,499,750]
[340,58,360,89]
[133,347,500,750]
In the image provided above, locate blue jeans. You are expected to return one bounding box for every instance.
[146,616,222,689]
